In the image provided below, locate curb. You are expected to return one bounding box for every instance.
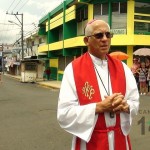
[36,82,60,89]
[4,74,61,89]
[4,74,21,81]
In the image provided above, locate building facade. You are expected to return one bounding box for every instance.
[38,0,150,81]
[22,30,46,79]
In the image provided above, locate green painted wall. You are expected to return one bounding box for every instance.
[58,73,63,81]
[64,20,77,39]
[48,28,61,43]
[63,48,82,56]
[38,26,46,35]
[50,67,57,80]
[48,50,63,58]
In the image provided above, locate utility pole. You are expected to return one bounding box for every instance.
[6,12,24,60]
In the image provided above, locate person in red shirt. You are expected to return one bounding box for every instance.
[46,67,51,80]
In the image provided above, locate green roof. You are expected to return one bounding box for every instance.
[39,0,74,25]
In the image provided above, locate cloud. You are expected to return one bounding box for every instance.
[26,0,63,17]
[0,0,63,44]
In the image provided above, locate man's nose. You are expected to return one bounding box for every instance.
[101,33,108,40]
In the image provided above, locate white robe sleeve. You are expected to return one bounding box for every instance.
[121,62,140,135]
[57,63,97,142]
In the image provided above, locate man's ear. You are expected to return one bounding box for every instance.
[83,37,89,46]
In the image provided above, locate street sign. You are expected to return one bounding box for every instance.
[111,29,126,34]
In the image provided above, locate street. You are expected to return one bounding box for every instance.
[130,94,150,150]
[0,75,150,150]
[0,75,72,150]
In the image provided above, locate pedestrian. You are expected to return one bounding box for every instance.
[145,58,150,93]
[57,19,139,150]
[137,62,147,95]
[145,57,150,70]
[131,58,140,90]
[147,66,150,93]
[46,67,51,80]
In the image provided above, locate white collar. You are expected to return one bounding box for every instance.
[89,53,108,67]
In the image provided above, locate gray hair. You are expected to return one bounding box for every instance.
[84,25,93,36]
[84,20,110,36]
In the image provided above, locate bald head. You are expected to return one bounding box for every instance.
[84,20,110,36]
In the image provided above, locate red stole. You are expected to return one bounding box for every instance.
[72,52,131,150]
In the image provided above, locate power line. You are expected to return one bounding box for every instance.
[1,0,64,44]
[2,0,19,44]
[0,28,20,32]
[6,0,16,12]
[6,12,24,60]
[39,0,63,19]
[11,0,22,12]
[0,22,37,26]
[17,0,30,12]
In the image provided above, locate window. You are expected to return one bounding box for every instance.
[76,9,82,22]
[93,3,109,15]
[134,2,150,33]
[76,6,88,36]
[112,3,118,13]
[94,4,101,16]
[120,2,127,13]
[94,2,127,30]
[77,20,88,36]
[58,56,65,71]
[112,2,127,14]
[134,22,150,33]
[135,2,150,14]
[25,63,36,71]
[58,56,74,70]
[76,6,88,22]
[111,2,127,30]
[102,3,109,15]
[84,6,88,20]
[94,3,108,22]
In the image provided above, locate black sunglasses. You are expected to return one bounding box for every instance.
[87,32,113,39]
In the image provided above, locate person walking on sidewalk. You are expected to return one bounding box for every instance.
[57,19,139,150]
[46,67,51,80]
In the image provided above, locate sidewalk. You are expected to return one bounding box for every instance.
[4,73,61,89]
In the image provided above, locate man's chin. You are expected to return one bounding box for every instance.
[100,49,109,54]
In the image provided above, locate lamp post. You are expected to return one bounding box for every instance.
[8,20,21,27]
[7,12,24,60]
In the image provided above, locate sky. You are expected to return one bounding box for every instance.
[0,0,64,44]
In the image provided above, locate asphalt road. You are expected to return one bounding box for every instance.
[0,75,150,150]
[130,94,150,150]
[0,75,72,150]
